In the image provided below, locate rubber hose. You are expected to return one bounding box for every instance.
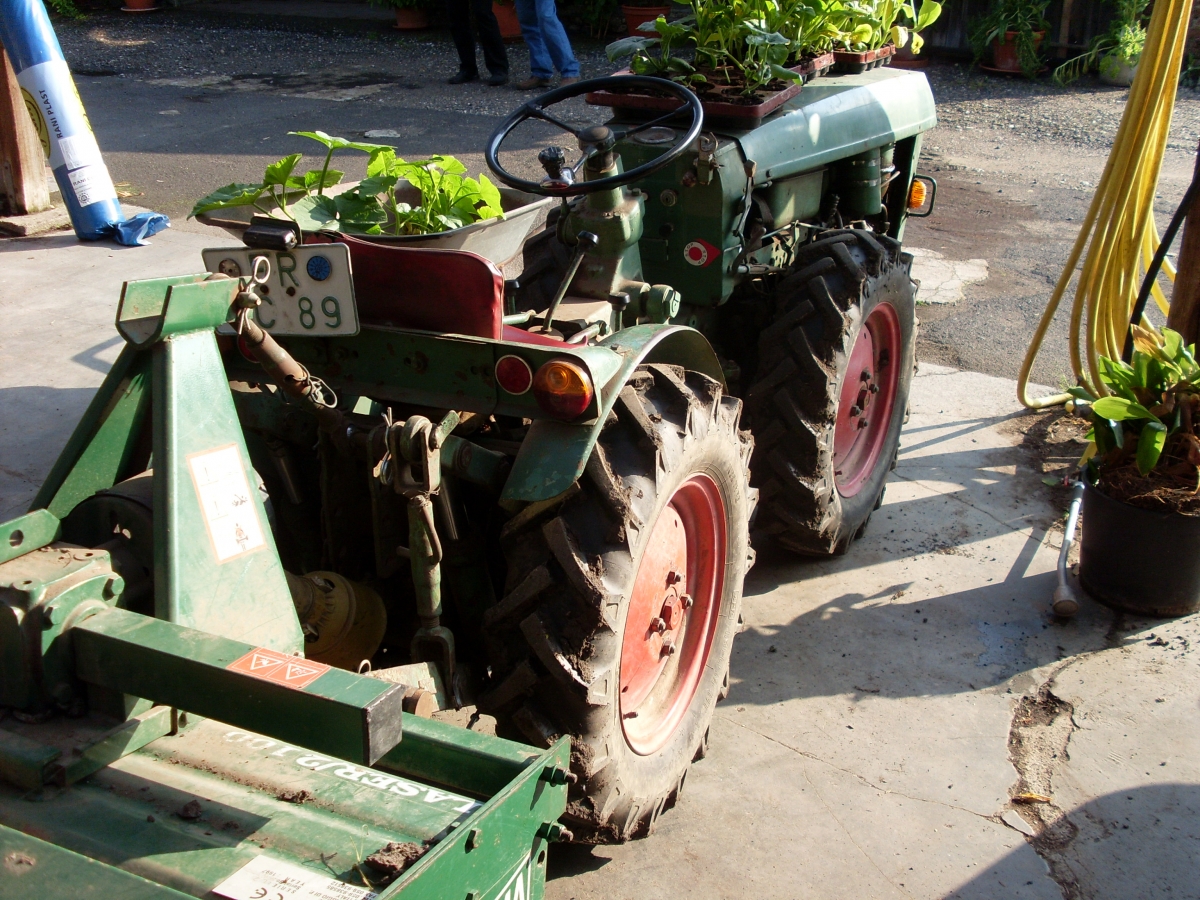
[1017,0,1193,408]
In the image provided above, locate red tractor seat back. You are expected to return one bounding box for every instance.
[312,233,505,339]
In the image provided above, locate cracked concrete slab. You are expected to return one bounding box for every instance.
[910,247,989,305]
[1,232,1197,899]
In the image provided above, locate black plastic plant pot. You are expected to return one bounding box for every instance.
[1078,480,1200,617]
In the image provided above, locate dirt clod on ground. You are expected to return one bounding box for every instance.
[364,842,426,883]
[178,800,203,820]
[276,789,315,804]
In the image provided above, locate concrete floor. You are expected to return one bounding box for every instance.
[1,229,1198,900]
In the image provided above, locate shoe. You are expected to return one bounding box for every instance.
[486,72,509,87]
[448,70,478,85]
[515,75,551,90]
[558,76,580,87]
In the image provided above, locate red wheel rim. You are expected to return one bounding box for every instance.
[833,302,901,497]
[619,474,726,756]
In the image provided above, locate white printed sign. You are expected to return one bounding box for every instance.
[188,445,266,562]
[67,163,118,208]
[214,854,376,900]
[220,730,483,814]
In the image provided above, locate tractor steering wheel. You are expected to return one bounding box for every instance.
[485,75,704,197]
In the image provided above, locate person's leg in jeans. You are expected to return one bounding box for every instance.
[514,0,554,81]
[445,0,480,80]
[470,0,509,81]
[531,0,579,78]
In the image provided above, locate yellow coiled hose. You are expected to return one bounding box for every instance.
[1017,0,1194,408]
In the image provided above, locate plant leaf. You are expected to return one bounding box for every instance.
[190,182,265,218]
[1136,421,1168,475]
[263,154,303,188]
[1092,396,1158,422]
[289,194,340,231]
[302,168,344,191]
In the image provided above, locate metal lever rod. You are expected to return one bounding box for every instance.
[544,231,599,333]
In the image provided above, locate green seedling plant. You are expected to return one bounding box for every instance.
[1070,327,1200,492]
[189,131,504,236]
[1053,0,1148,85]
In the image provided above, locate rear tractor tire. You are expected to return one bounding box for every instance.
[481,364,754,842]
[746,229,916,556]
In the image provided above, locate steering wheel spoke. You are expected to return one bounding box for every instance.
[526,105,584,137]
[486,75,704,197]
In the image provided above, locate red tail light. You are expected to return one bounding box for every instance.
[495,354,534,395]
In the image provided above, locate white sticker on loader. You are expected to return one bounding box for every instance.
[214,854,376,900]
[188,444,266,562]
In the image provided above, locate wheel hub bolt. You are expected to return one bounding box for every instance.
[869,384,879,394]
[680,593,693,610]
[849,405,862,417]
[661,637,676,657]
[857,419,869,430]
[666,570,682,586]
[650,616,667,634]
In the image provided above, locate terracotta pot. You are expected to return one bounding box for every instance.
[492,2,523,42]
[393,7,429,30]
[989,31,1044,73]
[122,0,157,10]
[622,5,670,37]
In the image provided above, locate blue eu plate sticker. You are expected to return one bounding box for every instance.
[307,255,333,282]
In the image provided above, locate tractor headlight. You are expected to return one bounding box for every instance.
[533,359,594,420]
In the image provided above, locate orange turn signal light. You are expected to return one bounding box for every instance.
[907,179,928,210]
[533,359,594,420]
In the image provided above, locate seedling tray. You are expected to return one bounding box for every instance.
[832,43,895,74]
[588,59,829,128]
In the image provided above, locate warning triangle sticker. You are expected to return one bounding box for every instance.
[284,663,319,681]
[226,648,331,689]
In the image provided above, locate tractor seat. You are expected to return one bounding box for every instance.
[312,233,563,347]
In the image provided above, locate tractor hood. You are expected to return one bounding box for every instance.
[733,68,937,185]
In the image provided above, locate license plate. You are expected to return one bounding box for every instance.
[202,244,359,336]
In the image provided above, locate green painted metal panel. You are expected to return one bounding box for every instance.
[0,729,61,790]
[501,325,725,502]
[71,608,404,765]
[33,345,152,521]
[276,326,622,423]
[0,716,567,900]
[734,69,938,184]
[0,824,192,899]
[117,275,237,347]
[0,509,60,565]
[379,714,542,798]
[152,329,302,653]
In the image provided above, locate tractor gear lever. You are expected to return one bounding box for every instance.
[541,231,599,335]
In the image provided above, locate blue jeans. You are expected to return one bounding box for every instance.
[514,0,579,79]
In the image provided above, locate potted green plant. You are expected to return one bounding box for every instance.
[1069,327,1200,617]
[622,0,672,37]
[367,0,430,31]
[968,0,1050,78]
[189,131,552,265]
[1053,0,1148,86]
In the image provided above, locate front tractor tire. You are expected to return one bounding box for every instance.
[746,230,916,556]
[483,364,754,842]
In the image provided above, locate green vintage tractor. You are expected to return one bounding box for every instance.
[0,69,934,896]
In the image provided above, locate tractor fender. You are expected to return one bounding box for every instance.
[501,324,725,503]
